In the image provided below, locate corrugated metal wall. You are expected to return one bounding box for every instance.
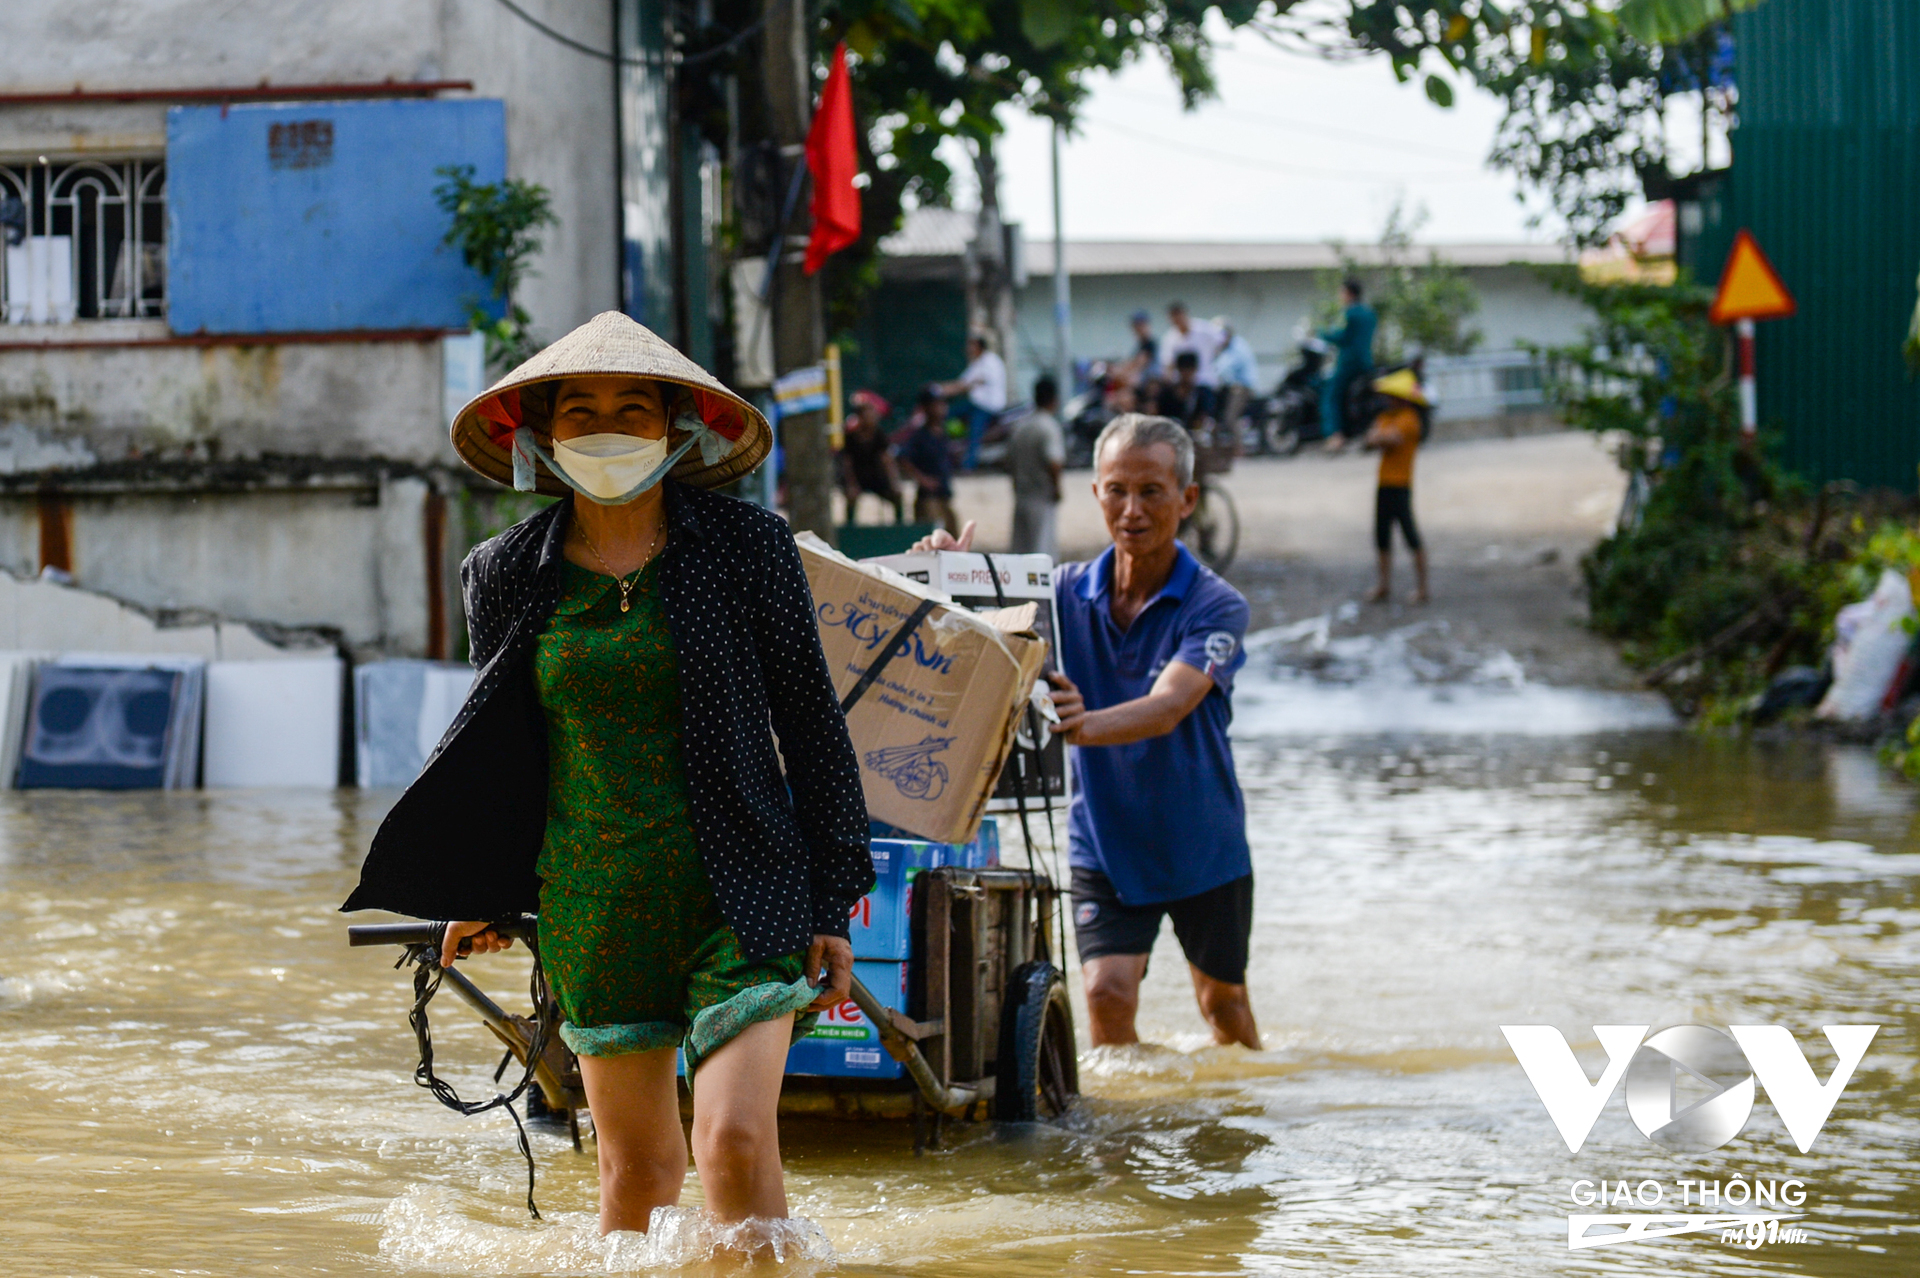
[845,280,969,426]
[1708,0,1920,490]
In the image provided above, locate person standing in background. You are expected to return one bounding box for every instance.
[1363,369,1430,604]
[837,390,902,524]
[1158,302,1224,390]
[1154,351,1216,432]
[1007,375,1066,560]
[1211,319,1258,440]
[1115,309,1162,388]
[898,388,959,536]
[936,332,1008,471]
[1319,278,1376,451]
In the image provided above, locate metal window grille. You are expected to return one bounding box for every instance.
[0,157,166,323]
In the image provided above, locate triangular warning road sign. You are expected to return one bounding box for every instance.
[1710,229,1797,325]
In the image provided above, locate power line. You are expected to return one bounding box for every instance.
[486,0,763,69]
[1076,113,1496,183]
[1103,83,1485,163]
[488,0,650,64]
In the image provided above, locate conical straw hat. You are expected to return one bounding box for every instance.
[1370,367,1430,407]
[450,311,772,495]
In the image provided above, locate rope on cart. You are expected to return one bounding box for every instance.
[840,599,939,714]
[979,553,1069,962]
[400,924,556,1219]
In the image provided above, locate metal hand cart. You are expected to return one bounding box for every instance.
[346,863,1078,1143]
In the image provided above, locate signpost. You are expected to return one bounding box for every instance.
[1709,229,1798,436]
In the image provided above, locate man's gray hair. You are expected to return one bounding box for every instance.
[1093,413,1194,487]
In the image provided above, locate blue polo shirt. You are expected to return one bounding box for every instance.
[1055,544,1251,906]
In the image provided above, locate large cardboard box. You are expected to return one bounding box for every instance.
[797,535,1046,845]
[868,550,1068,814]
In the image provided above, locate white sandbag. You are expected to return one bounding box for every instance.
[1816,569,1915,721]
[203,658,344,788]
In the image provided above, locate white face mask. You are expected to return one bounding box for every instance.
[550,432,671,503]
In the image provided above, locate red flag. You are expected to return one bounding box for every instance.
[804,42,861,275]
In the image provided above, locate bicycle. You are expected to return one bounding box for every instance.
[1181,421,1241,573]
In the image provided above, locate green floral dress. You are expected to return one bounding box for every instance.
[534,557,816,1072]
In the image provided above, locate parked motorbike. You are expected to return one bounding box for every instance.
[1238,340,1327,457]
[1062,363,1115,469]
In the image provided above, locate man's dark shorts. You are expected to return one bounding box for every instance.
[1070,866,1253,985]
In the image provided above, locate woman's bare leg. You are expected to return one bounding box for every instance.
[689,1014,794,1222]
[576,1047,686,1234]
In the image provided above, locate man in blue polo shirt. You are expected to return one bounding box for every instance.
[1044,413,1258,1049]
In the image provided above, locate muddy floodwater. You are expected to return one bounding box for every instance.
[4,731,1917,1276]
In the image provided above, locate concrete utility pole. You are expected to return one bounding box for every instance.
[762,0,834,542]
[967,142,1015,365]
[1050,120,1072,399]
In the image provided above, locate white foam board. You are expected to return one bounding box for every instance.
[203,658,343,788]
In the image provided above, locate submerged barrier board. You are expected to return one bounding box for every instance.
[0,652,46,788]
[355,660,475,788]
[16,656,205,790]
[203,658,344,788]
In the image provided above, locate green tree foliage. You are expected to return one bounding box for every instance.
[812,1,1277,336]
[796,1,1763,334]
[433,165,558,371]
[1532,273,1898,719]
[1906,265,1920,374]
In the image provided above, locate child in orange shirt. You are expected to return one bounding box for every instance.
[1363,369,1429,604]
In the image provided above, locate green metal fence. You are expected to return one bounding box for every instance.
[842,279,969,429]
[1706,0,1920,491]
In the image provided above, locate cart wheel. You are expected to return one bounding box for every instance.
[993,961,1079,1121]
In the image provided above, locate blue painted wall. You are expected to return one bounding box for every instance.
[166,99,506,334]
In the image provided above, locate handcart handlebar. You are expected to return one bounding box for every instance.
[346,916,538,951]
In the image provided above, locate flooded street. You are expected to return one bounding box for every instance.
[4,720,1915,1276]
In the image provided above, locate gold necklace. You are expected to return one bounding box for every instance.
[576,519,663,613]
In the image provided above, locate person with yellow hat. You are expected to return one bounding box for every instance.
[343,312,875,1238]
[1362,368,1431,605]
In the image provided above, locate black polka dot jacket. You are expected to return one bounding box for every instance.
[342,482,876,961]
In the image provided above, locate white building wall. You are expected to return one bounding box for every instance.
[0,0,623,655]
[0,0,618,337]
[0,479,436,653]
[0,334,446,469]
[1010,261,1593,396]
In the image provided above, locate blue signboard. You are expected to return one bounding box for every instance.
[166,98,506,334]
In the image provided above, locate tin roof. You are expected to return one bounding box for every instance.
[877,207,1570,275]
[1022,238,1571,275]
[877,207,978,259]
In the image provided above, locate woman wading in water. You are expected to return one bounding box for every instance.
[345,313,874,1235]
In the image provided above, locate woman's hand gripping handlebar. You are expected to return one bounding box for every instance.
[805,933,854,1011]
[437,920,516,969]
